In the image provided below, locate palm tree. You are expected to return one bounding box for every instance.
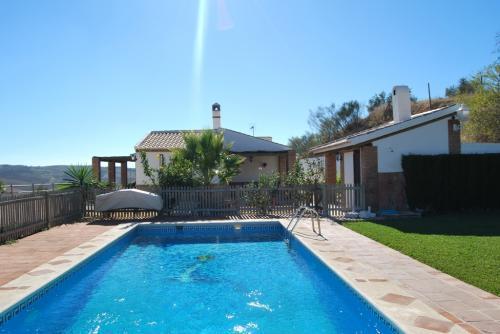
[59,165,97,189]
[218,152,246,185]
[177,130,245,185]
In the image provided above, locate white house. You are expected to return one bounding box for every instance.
[310,85,467,210]
[134,103,295,185]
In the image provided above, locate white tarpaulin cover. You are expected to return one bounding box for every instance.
[95,189,163,212]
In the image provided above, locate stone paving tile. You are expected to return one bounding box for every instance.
[457,323,482,334]
[471,321,500,334]
[332,256,353,263]
[48,259,72,265]
[381,292,416,306]
[480,308,500,320]
[454,310,492,322]
[413,316,455,333]
[27,269,55,276]
[433,308,463,324]
[78,244,96,249]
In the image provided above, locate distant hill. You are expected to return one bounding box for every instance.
[0,165,136,185]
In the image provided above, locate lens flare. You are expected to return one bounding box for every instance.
[217,0,233,31]
[191,0,209,118]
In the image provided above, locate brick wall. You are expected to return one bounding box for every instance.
[448,119,461,154]
[277,151,296,180]
[324,151,337,184]
[360,145,379,210]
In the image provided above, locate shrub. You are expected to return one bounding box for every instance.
[402,154,500,212]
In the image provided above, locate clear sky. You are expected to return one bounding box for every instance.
[1,0,499,166]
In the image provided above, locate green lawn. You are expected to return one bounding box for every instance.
[343,212,500,296]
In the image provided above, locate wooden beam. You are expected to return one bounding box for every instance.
[95,156,134,162]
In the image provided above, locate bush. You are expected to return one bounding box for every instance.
[243,172,280,214]
[402,154,500,212]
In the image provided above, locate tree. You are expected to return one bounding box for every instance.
[367,91,390,113]
[243,172,281,214]
[59,165,98,189]
[159,155,197,187]
[218,152,246,184]
[459,63,500,142]
[288,133,319,158]
[285,159,324,186]
[176,130,245,185]
[0,179,5,193]
[308,100,366,143]
[446,78,476,97]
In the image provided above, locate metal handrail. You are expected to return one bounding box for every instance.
[286,206,322,235]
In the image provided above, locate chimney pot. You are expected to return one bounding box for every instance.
[212,102,221,129]
[392,85,411,123]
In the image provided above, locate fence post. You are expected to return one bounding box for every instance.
[322,184,327,217]
[44,191,51,229]
[81,188,87,218]
[236,187,241,215]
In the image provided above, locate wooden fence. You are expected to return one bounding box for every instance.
[84,184,365,218]
[0,190,82,243]
[0,184,365,243]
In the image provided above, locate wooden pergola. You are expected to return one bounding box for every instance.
[92,156,135,187]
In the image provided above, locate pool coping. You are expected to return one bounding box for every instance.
[0,219,471,333]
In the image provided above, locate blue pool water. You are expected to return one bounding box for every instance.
[1,224,398,333]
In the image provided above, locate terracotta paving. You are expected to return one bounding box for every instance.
[292,220,500,334]
[0,222,112,286]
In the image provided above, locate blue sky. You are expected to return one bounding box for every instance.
[1,0,498,166]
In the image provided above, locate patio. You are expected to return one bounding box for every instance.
[0,219,499,333]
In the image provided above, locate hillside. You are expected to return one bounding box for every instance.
[0,165,136,185]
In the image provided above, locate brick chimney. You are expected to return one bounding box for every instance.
[392,85,411,123]
[212,103,221,129]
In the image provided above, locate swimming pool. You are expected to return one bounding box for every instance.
[0,222,400,333]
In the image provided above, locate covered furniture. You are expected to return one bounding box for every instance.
[95,189,163,212]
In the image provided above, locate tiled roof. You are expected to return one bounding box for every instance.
[135,129,290,153]
[135,131,193,150]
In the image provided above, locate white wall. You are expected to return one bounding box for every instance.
[231,155,279,183]
[136,152,280,184]
[135,151,171,185]
[343,151,354,184]
[462,143,500,154]
[373,118,450,173]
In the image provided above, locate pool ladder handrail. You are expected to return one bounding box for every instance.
[286,206,322,235]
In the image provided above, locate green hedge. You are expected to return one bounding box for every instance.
[402,154,500,212]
